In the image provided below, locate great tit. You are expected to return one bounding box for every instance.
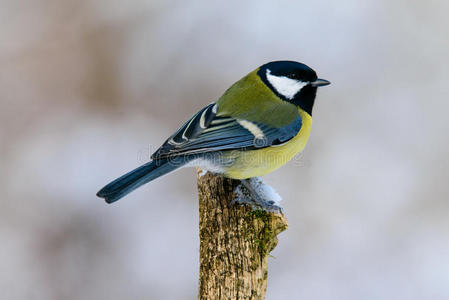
[97,61,330,204]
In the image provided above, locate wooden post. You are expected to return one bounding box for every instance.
[197,171,288,300]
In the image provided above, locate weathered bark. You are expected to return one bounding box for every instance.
[197,170,288,300]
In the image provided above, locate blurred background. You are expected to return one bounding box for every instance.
[1,1,449,299]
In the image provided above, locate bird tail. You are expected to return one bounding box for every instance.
[97,157,190,204]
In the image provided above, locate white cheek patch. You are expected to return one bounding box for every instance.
[266,69,308,100]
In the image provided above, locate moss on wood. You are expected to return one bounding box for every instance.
[197,170,288,300]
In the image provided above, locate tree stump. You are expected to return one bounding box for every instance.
[197,170,288,300]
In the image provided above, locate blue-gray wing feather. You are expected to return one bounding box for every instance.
[151,103,302,159]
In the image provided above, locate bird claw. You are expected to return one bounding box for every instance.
[228,194,252,208]
[231,179,283,213]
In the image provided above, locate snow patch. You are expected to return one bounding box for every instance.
[198,169,208,177]
[249,177,282,206]
[233,177,283,210]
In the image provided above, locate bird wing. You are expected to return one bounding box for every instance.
[151,102,302,159]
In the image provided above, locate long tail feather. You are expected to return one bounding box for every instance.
[97,157,189,204]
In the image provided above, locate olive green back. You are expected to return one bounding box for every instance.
[216,69,300,127]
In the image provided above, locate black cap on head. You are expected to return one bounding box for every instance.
[259,61,318,82]
[257,60,329,116]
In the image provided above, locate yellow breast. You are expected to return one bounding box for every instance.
[223,109,312,179]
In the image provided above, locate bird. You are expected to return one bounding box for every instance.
[97,60,330,206]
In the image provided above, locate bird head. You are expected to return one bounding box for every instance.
[257,61,330,115]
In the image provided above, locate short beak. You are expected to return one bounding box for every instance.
[310,78,331,87]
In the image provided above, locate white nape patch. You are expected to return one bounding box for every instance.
[237,120,265,139]
[266,69,308,100]
[183,158,225,174]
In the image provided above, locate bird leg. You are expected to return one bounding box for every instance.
[230,177,283,213]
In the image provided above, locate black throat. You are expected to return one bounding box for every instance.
[291,85,317,116]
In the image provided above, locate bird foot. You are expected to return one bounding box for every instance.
[230,178,283,213]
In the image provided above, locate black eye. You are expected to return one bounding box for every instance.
[287,74,296,79]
